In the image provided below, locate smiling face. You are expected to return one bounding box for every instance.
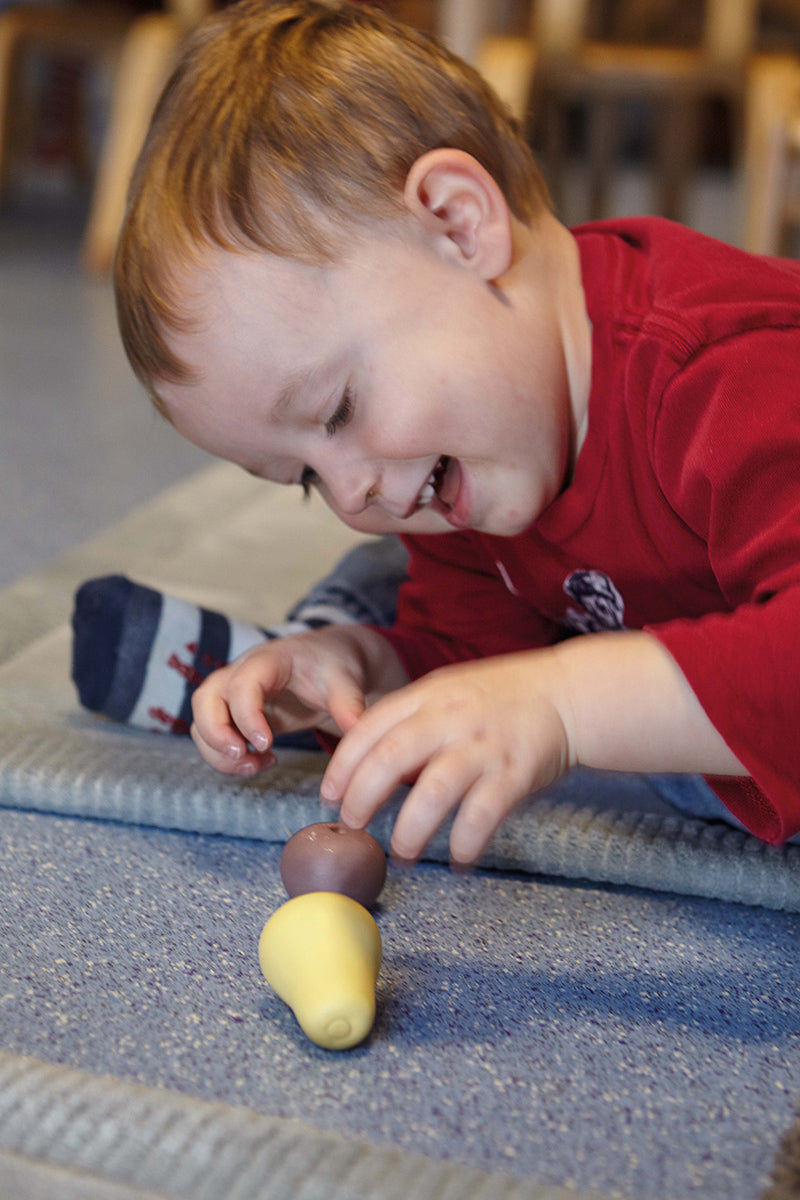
[158,154,590,538]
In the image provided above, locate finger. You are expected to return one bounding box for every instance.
[226,674,279,753]
[333,713,434,829]
[448,776,522,867]
[191,681,252,760]
[324,669,367,736]
[387,751,482,862]
[321,690,419,803]
[190,720,276,777]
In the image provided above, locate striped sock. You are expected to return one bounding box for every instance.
[71,576,338,740]
[71,539,408,739]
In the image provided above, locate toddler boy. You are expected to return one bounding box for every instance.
[110,0,800,865]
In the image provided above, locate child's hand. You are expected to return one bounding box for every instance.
[320,650,575,866]
[190,626,407,777]
[320,631,751,866]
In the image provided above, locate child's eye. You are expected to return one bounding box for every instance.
[300,465,319,498]
[324,386,353,437]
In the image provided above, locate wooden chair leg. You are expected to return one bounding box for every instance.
[741,54,800,254]
[653,92,701,223]
[82,12,183,274]
[586,94,618,218]
[533,83,570,213]
[0,10,27,188]
[476,34,538,123]
[757,120,796,257]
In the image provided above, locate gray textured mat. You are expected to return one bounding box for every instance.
[0,1053,601,1200]
[2,636,800,911]
[0,460,798,912]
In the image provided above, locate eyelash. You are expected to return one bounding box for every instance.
[300,466,318,498]
[301,387,354,497]
[324,386,353,437]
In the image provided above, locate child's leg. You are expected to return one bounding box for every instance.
[647,772,800,843]
[544,768,800,844]
[285,535,410,627]
[71,536,408,737]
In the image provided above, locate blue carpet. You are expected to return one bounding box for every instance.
[2,804,798,1200]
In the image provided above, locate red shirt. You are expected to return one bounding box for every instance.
[382,218,800,844]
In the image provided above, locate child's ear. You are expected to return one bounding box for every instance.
[403,149,514,279]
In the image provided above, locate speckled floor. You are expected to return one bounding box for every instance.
[2,804,798,1200]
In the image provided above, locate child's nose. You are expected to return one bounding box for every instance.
[323,459,378,516]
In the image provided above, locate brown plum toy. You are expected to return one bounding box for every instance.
[280,822,386,908]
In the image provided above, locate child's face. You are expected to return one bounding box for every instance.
[160,219,581,538]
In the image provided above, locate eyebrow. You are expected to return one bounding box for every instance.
[272,363,329,419]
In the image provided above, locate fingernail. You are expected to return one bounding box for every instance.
[236,761,257,777]
[226,743,242,760]
[390,849,419,871]
[251,732,270,752]
[319,779,338,802]
[389,836,419,866]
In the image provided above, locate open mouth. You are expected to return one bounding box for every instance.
[418,455,451,508]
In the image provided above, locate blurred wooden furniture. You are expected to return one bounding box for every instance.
[5,1,797,265]
[0,2,134,188]
[0,0,208,272]
[476,0,761,222]
[477,1,588,124]
[741,52,800,253]
[82,1,209,271]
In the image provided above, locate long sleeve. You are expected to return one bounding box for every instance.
[647,328,800,841]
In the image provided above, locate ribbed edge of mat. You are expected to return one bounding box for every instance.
[0,1052,603,1200]
[1,716,799,911]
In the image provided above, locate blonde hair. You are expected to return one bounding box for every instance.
[115,0,550,405]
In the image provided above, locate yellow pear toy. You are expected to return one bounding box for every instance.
[258,891,382,1050]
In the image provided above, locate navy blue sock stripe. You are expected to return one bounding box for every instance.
[104,583,164,722]
[176,607,231,730]
[72,575,134,713]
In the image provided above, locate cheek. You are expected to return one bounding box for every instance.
[363,358,450,445]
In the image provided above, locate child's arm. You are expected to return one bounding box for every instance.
[320,630,746,865]
[189,624,409,775]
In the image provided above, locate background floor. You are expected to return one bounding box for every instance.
[0,191,212,588]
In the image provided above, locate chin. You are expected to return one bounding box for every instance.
[495,516,534,537]
[495,491,552,537]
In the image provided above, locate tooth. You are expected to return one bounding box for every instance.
[419,482,435,504]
